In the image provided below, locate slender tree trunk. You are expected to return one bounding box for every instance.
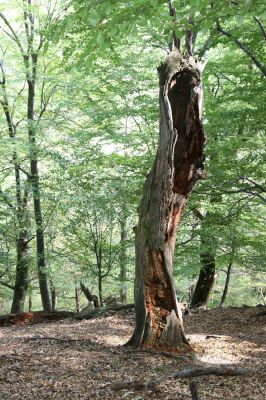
[190,207,218,308]
[98,275,103,306]
[220,259,233,308]
[119,218,127,304]
[190,252,216,308]
[75,287,80,313]
[11,236,29,314]
[50,280,57,311]
[28,295,32,312]
[0,73,30,314]
[188,284,195,304]
[27,68,51,311]
[126,51,205,350]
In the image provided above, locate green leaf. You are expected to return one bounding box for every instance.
[89,9,101,26]
[103,1,112,15]
[96,31,105,46]
[43,41,49,54]
[150,0,158,7]
[65,15,74,30]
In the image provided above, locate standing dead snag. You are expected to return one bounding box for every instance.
[125,51,205,351]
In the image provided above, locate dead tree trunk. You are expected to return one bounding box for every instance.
[125,51,205,351]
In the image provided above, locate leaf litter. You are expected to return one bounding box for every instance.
[0,306,265,399]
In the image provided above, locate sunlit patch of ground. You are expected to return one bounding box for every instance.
[0,306,265,399]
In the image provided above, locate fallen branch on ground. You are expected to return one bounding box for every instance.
[0,311,75,326]
[125,347,197,361]
[23,336,92,344]
[75,303,134,320]
[110,365,257,392]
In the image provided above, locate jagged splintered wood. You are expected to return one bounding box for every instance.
[125,50,206,351]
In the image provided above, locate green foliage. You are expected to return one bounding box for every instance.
[0,0,265,313]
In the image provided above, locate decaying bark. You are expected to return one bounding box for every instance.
[126,51,205,351]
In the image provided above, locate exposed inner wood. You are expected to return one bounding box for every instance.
[142,58,205,350]
[126,52,205,351]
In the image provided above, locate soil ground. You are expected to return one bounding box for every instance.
[0,306,265,399]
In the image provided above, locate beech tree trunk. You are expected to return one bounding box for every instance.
[11,235,30,314]
[50,280,57,311]
[190,252,216,308]
[0,64,30,315]
[126,50,205,350]
[75,286,80,313]
[190,206,218,309]
[220,260,233,307]
[27,66,52,312]
[119,217,127,304]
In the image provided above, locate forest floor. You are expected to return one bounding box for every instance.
[0,306,265,400]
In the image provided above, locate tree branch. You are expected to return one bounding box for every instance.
[0,280,15,290]
[168,0,180,50]
[191,208,204,221]
[110,365,257,392]
[0,13,25,56]
[185,17,197,57]
[216,21,266,77]
[254,16,266,41]
[0,186,16,210]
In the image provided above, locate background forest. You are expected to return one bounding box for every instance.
[0,0,265,315]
